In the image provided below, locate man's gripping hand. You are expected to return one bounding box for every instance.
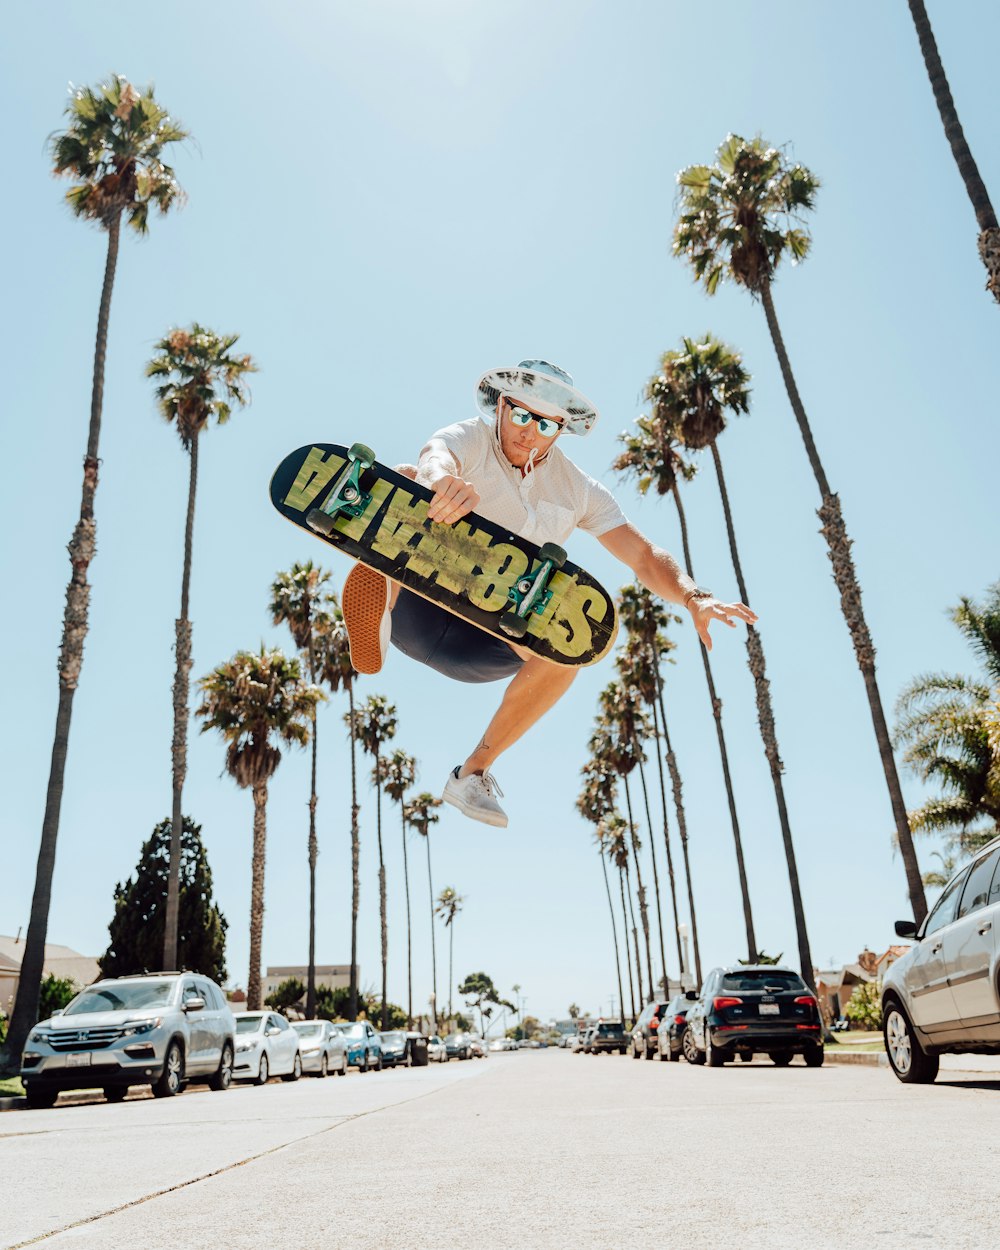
[426,475,481,525]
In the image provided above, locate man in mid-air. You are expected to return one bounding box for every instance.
[341,359,755,827]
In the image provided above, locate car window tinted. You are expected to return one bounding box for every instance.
[719,971,805,993]
[957,848,1000,919]
[924,868,971,936]
[236,1015,264,1033]
[294,1023,323,1038]
[63,981,174,1014]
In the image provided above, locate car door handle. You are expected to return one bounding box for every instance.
[931,943,942,953]
[979,922,993,935]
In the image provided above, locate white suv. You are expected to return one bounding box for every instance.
[883,834,1000,1083]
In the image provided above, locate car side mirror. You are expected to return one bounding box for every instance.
[184,997,206,1013]
[685,990,698,1001]
[52,1009,64,1017]
[266,1026,281,1036]
[894,919,918,939]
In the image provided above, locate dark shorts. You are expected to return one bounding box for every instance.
[390,589,525,684]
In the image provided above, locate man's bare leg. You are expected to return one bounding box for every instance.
[458,655,577,777]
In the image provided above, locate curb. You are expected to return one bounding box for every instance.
[823,1049,887,1066]
[0,1096,26,1111]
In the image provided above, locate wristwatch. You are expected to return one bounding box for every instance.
[683,587,713,608]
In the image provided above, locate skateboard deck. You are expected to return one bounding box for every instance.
[269,442,618,667]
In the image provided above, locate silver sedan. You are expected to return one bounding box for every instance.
[291,1020,348,1077]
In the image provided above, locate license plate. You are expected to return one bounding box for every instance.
[66,1051,92,1067]
[759,1004,780,1016]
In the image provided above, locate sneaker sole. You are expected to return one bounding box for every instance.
[342,564,389,675]
[442,786,508,829]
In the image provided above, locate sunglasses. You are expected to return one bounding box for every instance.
[506,403,563,438]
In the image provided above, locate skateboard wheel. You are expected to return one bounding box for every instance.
[539,543,567,568]
[348,442,376,469]
[307,508,337,536]
[499,612,529,639]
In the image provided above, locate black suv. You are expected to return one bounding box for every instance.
[655,994,694,1062]
[588,1020,628,1054]
[683,966,823,1067]
[629,1000,672,1060]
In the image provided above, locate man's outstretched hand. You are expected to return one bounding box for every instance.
[690,597,758,651]
[427,475,481,525]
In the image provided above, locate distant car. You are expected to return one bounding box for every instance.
[233,1012,303,1084]
[334,1021,383,1071]
[488,1038,506,1053]
[468,1036,488,1058]
[427,1034,448,1062]
[444,1031,473,1060]
[630,1000,672,1060]
[378,1030,410,1068]
[291,1020,347,1077]
[569,1031,586,1053]
[883,834,1000,1084]
[21,972,235,1108]
[655,994,694,1062]
[588,1021,628,1054]
[682,966,823,1067]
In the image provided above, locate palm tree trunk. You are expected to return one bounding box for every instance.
[306,704,318,1019]
[164,430,198,970]
[0,213,122,1076]
[760,279,928,924]
[711,442,816,989]
[617,866,637,1023]
[425,835,438,1030]
[600,851,626,1023]
[623,861,645,1011]
[400,807,412,1027]
[248,781,268,1010]
[635,747,668,994]
[907,0,1000,301]
[375,763,388,1030]
[348,683,359,1020]
[671,483,758,958]
[623,773,655,1002]
[448,922,454,1020]
[656,680,703,986]
[649,691,685,978]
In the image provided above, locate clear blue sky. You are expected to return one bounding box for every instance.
[2,1,997,1024]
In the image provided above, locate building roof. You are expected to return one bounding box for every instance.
[0,936,100,988]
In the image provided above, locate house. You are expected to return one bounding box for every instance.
[813,945,911,1023]
[0,934,100,1017]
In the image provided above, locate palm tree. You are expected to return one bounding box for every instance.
[435,887,465,1021]
[150,325,256,973]
[647,334,816,990]
[614,421,758,960]
[380,749,417,1026]
[349,695,398,1029]
[312,599,360,1018]
[196,646,320,1008]
[673,132,928,924]
[268,562,332,1018]
[906,0,1000,302]
[605,813,640,1024]
[1,78,188,1075]
[895,583,1000,850]
[405,792,443,1030]
[577,764,627,1026]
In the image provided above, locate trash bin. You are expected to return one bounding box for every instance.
[408,1034,429,1067]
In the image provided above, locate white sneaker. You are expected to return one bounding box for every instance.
[442,767,508,828]
[342,562,392,675]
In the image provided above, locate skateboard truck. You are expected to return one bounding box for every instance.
[307,442,376,537]
[499,542,567,639]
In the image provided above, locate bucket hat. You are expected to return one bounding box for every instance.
[475,360,598,436]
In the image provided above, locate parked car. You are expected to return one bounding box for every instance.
[630,1000,672,1060]
[291,1020,347,1077]
[427,1034,449,1062]
[569,1031,587,1053]
[21,972,235,1109]
[883,834,1000,1084]
[683,966,823,1067]
[468,1035,488,1058]
[233,1011,302,1084]
[588,1021,628,1054]
[488,1038,506,1053]
[378,1030,411,1068]
[444,1031,473,1060]
[335,1020,383,1071]
[655,994,693,1062]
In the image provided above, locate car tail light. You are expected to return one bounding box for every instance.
[714,1024,748,1032]
[674,1015,685,1025]
[649,1017,659,1030]
[795,995,817,1009]
[713,996,743,1010]
[796,1024,821,1030]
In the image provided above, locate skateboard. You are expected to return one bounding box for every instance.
[269,442,618,667]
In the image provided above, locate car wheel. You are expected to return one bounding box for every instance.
[24,1084,58,1109]
[706,1034,726,1067]
[209,1043,234,1092]
[804,1045,825,1068]
[645,1044,656,1060]
[618,1047,626,1055]
[374,1053,383,1071]
[318,1054,328,1078]
[254,1052,270,1086]
[769,1052,793,1067]
[361,1051,369,1073]
[667,1043,680,1062]
[153,1041,184,1097]
[683,1028,704,1066]
[282,1052,302,1082]
[884,1002,939,1084]
[103,1086,128,1103]
[631,1039,641,1060]
[339,1055,348,1075]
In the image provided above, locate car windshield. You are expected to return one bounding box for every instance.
[341,1024,366,1038]
[598,1024,623,1034]
[235,1015,264,1034]
[720,971,805,993]
[293,1023,323,1037]
[63,982,174,1015]
[381,1032,405,1043]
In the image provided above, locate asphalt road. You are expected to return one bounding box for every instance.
[5,1051,999,1249]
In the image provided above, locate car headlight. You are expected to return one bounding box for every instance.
[121,1018,161,1037]
[28,1029,51,1044]
[236,1039,260,1053]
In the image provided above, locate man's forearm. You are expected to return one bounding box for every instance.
[636,545,700,607]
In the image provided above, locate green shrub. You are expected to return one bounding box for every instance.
[844,980,882,1030]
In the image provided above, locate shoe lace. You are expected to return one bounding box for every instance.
[481,771,504,800]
